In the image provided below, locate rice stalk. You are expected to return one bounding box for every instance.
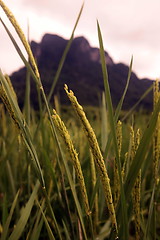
[0,70,45,188]
[52,109,91,217]
[64,84,118,237]
[0,76,19,130]
[113,121,122,207]
[153,80,160,185]
[0,0,40,79]
[90,150,99,233]
[121,152,128,182]
[131,128,141,240]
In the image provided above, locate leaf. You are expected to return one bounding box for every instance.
[1,190,20,240]
[8,181,40,240]
[37,201,55,240]
[97,20,128,239]
[47,3,84,103]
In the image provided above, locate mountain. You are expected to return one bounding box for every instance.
[10,34,154,110]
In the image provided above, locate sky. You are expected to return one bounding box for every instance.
[1,0,160,79]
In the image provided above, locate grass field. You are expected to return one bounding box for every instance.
[0,1,160,239]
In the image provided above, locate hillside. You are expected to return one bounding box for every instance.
[10,34,154,110]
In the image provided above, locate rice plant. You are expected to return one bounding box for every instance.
[0,1,160,239]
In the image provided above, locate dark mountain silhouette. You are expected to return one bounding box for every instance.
[10,34,154,110]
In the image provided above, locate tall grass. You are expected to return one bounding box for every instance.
[0,1,160,239]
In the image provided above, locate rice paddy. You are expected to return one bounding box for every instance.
[0,1,160,239]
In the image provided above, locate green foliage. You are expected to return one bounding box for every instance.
[0,1,160,239]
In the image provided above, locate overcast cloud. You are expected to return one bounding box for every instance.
[1,0,160,79]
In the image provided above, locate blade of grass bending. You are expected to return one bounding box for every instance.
[0,0,39,79]
[1,7,85,237]
[47,2,84,103]
[0,18,40,87]
[0,8,57,132]
[1,17,47,119]
[8,181,40,240]
[97,20,128,239]
[1,17,49,125]
[1,190,20,240]
[1,2,84,175]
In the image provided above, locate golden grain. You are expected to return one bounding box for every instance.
[52,109,91,216]
[64,84,118,235]
[0,0,40,79]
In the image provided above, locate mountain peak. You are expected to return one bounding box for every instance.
[11,33,153,110]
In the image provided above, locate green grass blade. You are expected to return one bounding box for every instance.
[116,97,160,236]
[0,70,45,187]
[2,194,8,227]
[125,97,160,198]
[30,218,44,240]
[24,21,31,124]
[1,190,20,240]
[47,3,84,103]
[8,181,40,240]
[24,69,31,125]
[122,84,153,121]
[62,220,71,240]
[97,20,128,239]
[29,200,44,240]
[6,160,16,198]
[37,201,56,240]
[144,185,156,240]
[115,56,133,119]
[0,18,40,87]
[103,56,133,159]
[42,188,63,240]
[58,150,88,240]
[101,92,109,152]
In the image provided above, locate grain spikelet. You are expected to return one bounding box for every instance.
[64,84,118,235]
[0,0,40,79]
[131,128,141,240]
[90,150,99,232]
[52,109,91,216]
[114,121,122,207]
[0,78,19,129]
[153,79,160,185]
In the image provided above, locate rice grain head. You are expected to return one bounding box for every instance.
[0,0,40,79]
[64,84,118,236]
[0,82,19,129]
[113,121,122,207]
[131,128,141,240]
[52,109,91,216]
[153,79,160,185]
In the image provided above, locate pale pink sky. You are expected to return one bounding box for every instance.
[1,0,160,79]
